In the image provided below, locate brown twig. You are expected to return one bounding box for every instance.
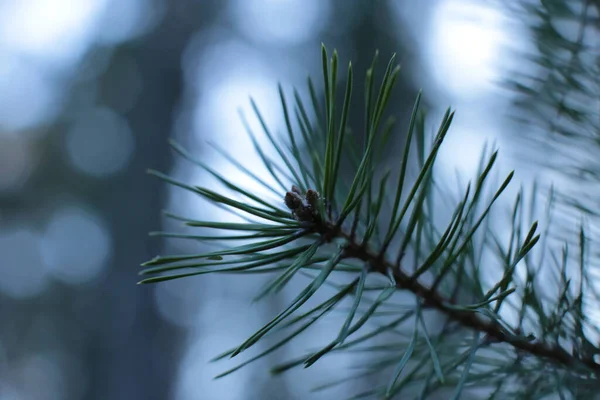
[315,219,600,374]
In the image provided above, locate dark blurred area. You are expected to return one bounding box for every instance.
[0,1,533,399]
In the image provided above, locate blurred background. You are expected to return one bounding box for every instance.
[0,0,596,399]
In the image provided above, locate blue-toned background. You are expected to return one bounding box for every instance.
[0,1,540,399]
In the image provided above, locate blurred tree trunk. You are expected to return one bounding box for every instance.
[82,4,209,398]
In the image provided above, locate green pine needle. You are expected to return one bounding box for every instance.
[140,45,600,398]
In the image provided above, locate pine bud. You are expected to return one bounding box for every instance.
[305,189,320,209]
[285,191,303,210]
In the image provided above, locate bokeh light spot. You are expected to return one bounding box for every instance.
[0,0,105,65]
[175,333,251,400]
[428,0,507,98]
[96,0,166,44]
[65,106,135,177]
[41,205,111,285]
[229,0,330,44]
[0,55,59,131]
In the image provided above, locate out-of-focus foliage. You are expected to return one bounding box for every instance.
[507,0,599,217]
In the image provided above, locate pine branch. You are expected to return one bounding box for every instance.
[312,217,600,373]
[141,45,600,398]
